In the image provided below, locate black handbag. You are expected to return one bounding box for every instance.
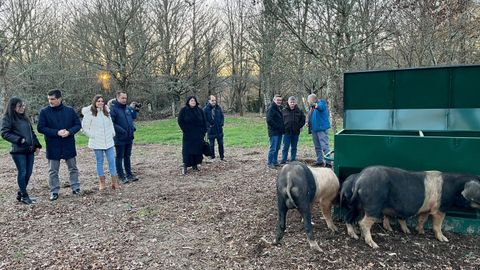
[202,138,211,157]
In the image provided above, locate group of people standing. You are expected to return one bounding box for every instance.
[1,89,139,204]
[178,95,225,175]
[2,89,327,204]
[266,93,332,169]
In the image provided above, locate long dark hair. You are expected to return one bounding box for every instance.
[3,96,29,122]
[185,96,199,108]
[90,94,109,117]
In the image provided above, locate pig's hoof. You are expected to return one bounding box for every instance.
[348,231,359,240]
[382,223,393,232]
[416,228,425,234]
[402,227,411,234]
[328,224,338,232]
[436,234,449,242]
[366,240,379,249]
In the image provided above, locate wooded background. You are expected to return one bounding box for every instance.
[1,0,479,122]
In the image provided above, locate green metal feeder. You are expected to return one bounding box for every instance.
[334,64,480,234]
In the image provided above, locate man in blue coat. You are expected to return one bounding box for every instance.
[203,95,225,161]
[307,93,332,167]
[37,89,82,201]
[110,91,137,183]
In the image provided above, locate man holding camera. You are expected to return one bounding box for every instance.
[128,101,141,120]
[110,91,139,183]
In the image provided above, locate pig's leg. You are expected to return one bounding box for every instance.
[382,216,393,232]
[359,215,379,248]
[273,201,288,245]
[398,219,411,234]
[346,223,359,239]
[320,200,338,232]
[416,212,429,234]
[432,212,448,242]
[299,205,321,252]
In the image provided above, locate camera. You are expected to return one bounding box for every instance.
[130,102,142,112]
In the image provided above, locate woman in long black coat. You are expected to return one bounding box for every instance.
[178,96,207,175]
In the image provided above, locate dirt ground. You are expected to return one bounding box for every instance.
[0,145,479,269]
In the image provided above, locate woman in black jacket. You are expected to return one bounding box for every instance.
[178,96,207,175]
[1,97,42,204]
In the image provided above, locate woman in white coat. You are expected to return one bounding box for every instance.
[82,94,120,190]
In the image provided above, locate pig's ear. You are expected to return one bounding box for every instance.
[462,180,480,201]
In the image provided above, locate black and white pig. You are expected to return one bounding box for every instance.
[273,161,339,251]
[341,173,412,239]
[350,166,480,248]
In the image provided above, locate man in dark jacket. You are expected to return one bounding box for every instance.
[203,95,225,161]
[281,96,306,164]
[37,89,81,201]
[266,94,285,169]
[110,91,137,183]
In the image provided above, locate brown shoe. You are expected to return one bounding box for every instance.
[111,176,121,190]
[99,176,106,191]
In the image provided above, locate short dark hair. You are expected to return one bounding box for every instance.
[116,90,127,97]
[47,89,62,98]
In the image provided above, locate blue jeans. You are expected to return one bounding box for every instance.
[115,143,133,178]
[281,134,299,162]
[94,147,116,177]
[312,130,331,164]
[11,153,35,196]
[209,135,224,159]
[267,135,282,165]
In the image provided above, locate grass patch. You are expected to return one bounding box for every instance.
[0,115,337,153]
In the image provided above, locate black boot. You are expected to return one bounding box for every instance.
[192,165,199,171]
[182,164,187,175]
[119,175,129,184]
[16,191,21,202]
[20,194,33,205]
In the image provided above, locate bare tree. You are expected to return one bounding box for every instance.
[0,0,43,112]
[223,0,255,116]
[386,0,480,66]
[69,0,154,92]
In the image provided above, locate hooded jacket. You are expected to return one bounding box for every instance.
[109,100,135,145]
[308,99,331,132]
[81,105,115,150]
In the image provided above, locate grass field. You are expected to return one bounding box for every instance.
[0,115,337,153]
